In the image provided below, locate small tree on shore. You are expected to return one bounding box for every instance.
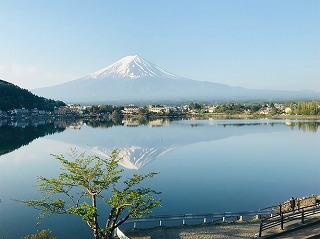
[22,149,161,239]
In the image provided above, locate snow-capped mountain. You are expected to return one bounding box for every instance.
[90,55,179,80]
[33,55,320,104]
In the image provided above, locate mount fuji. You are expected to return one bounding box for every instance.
[90,55,179,80]
[33,55,320,104]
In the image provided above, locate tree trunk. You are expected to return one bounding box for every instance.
[92,195,100,239]
[105,229,113,239]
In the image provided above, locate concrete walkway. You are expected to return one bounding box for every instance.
[125,217,320,239]
[126,221,260,239]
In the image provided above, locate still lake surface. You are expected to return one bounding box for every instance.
[0,118,319,238]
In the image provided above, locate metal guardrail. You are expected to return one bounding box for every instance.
[121,209,274,230]
[120,197,319,237]
[258,203,320,237]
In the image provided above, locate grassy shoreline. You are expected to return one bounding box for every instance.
[186,113,320,120]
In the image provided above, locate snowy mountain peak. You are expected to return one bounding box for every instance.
[90,55,180,79]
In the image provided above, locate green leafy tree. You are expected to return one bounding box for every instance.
[189,102,203,111]
[23,149,161,239]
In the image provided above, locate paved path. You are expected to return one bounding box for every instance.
[126,222,261,239]
[125,218,320,239]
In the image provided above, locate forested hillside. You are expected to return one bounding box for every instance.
[0,79,65,110]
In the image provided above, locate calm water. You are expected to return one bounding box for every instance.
[0,119,319,238]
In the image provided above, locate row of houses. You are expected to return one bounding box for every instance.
[122,103,300,116]
[55,104,181,116]
[122,104,222,115]
[0,105,88,120]
[123,104,181,115]
[0,102,303,121]
[53,105,87,116]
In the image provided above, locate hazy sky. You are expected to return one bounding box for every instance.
[0,0,319,91]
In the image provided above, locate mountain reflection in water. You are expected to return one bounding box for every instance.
[1,118,318,169]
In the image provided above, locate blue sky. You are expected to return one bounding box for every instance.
[0,0,319,91]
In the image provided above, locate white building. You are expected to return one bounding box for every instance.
[123,104,140,114]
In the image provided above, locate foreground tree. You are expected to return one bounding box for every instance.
[23,149,161,239]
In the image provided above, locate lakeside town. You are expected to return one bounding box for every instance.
[0,101,319,128]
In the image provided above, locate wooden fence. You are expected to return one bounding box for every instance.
[258,202,320,237]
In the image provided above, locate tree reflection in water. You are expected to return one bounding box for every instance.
[0,118,318,157]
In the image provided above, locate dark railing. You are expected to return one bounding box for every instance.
[258,203,320,237]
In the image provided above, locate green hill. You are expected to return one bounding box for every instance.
[0,79,65,111]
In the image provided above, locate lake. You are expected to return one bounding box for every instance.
[0,118,319,238]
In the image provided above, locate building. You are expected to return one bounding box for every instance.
[148,105,170,114]
[123,104,140,114]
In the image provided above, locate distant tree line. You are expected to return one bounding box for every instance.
[191,101,320,116]
[89,105,124,114]
[87,105,124,122]
[289,101,319,115]
[88,101,319,117]
[214,103,252,114]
